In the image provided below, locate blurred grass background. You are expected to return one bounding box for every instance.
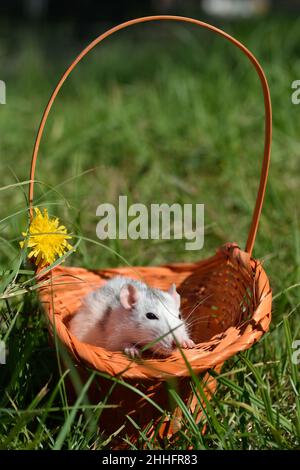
[1,13,300,449]
[1,17,300,277]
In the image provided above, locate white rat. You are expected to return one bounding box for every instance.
[69,276,195,358]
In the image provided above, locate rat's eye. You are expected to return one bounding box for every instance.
[179,314,182,320]
[146,312,158,320]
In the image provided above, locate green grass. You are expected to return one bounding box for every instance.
[1,15,300,449]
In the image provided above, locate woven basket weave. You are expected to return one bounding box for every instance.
[29,16,272,444]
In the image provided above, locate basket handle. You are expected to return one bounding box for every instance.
[28,15,272,257]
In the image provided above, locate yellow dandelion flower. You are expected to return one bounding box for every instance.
[20,207,73,267]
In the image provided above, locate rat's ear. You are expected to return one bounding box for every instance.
[168,283,181,309]
[120,284,139,310]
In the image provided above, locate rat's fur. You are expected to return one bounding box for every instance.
[69,276,195,357]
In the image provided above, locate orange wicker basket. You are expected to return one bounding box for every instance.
[28,16,272,446]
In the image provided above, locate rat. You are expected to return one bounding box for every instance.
[69,276,195,358]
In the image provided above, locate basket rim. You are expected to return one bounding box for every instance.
[39,243,272,380]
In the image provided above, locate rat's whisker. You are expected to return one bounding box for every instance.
[183,295,213,323]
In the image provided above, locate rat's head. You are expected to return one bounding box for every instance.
[119,282,191,355]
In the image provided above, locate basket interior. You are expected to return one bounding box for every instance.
[38,243,271,379]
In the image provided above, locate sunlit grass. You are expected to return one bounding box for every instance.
[0,16,300,449]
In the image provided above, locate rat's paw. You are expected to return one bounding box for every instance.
[180,339,196,349]
[124,345,141,359]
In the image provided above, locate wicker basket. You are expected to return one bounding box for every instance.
[28,16,272,446]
